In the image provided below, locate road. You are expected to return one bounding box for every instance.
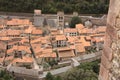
[58,51,102,65]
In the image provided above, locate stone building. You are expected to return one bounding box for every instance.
[99,0,120,80]
[33,10,45,27]
[57,11,65,30]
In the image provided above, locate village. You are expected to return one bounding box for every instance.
[0,10,106,79]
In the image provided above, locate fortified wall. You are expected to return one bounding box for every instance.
[99,0,120,80]
[0,11,106,26]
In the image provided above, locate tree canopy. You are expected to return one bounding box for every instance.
[0,0,109,14]
[45,60,100,80]
[70,16,82,28]
[0,70,14,80]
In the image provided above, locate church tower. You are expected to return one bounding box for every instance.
[57,11,64,30]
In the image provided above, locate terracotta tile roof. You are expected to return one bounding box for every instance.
[50,29,61,35]
[7,29,22,36]
[96,27,106,33]
[42,48,53,53]
[85,36,91,41]
[7,45,31,54]
[0,30,7,37]
[78,28,96,34]
[70,45,75,49]
[79,36,91,47]
[58,50,75,58]
[31,37,41,44]
[12,57,33,63]
[90,33,105,37]
[0,37,11,41]
[64,28,78,33]
[32,28,43,35]
[0,25,4,29]
[79,36,86,42]
[36,52,56,58]
[78,28,87,34]
[56,47,72,51]
[95,37,104,43]
[76,24,84,29]
[17,46,31,53]
[32,44,42,54]
[67,36,79,43]
[7,19,30,26]
[75,43,85,53]
[35,48,56,58]
[83,41,91,47]
[56,35,66,41]
[5,56,14,61]
[91,37,105,43]
[24,26,35,34]
[20,38,29,44]
[0,41,6,49]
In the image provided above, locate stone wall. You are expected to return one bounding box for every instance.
[8,66,42,77]
[99,0,120,80]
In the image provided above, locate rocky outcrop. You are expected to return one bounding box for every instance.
[99,0,120,80]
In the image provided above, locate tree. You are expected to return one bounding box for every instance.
[69,16,82,28]
[63,68,97,80]
[62,59,100,80]
[0,70,14,80]
[0,0,109,14]
[45,72,54,80]
[54,76,62,80]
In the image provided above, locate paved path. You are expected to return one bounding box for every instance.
[58,51,102,65]
[39,66,72,78]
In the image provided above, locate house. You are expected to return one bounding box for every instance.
[35,48,56,64]
[6,29,22,37]
[75,43,85,56]
[7,45,31,57]
[79,36,91,50]
[76,24,84,30]
[50,29,61,36]
[6,19,31,30]
[91,37,105,51]
[67,36,79,45]
[64,28,78,36]
[52,35,67,47]
[12,57,34,68]
[96,26,106,34]
[31,28,43,36]
[57,47,75,61]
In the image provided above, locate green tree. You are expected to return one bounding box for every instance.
[54,76,62,80]
[62,59,100,80]
[70,16,82,28]
[45,72,54,80]
[63,68,97,80]
[0,70,14,80]
[0,0,110,14]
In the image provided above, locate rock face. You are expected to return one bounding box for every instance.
[99,0,120,80]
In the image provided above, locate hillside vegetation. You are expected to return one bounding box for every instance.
[0,0,109,14]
